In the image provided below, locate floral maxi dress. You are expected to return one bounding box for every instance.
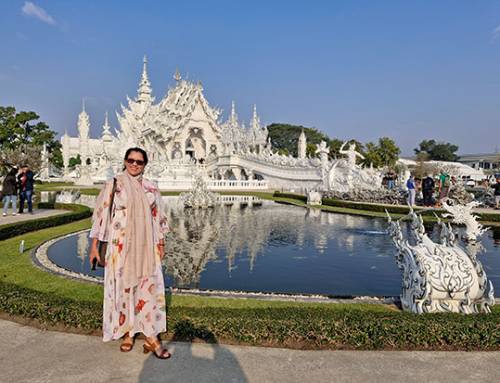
[90,177,169,341]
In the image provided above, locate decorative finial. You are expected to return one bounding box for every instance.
[174,68,181,82]
[104,111,109,126]
[137,55,153,103]
[82,98,85,112]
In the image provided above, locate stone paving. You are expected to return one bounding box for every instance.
[0,208,67,225]
[1,319,499,383]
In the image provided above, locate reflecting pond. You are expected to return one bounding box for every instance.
[46,196,500,296]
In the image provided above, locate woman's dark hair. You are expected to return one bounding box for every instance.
[123,147,148,170]
[8,168,18,176]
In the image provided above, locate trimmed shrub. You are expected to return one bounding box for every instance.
[0,281,498,350]
[273,191,308,203]
[273,191,500,223]
[0,203,92,241]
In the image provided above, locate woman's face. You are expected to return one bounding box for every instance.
[124,151,145,177]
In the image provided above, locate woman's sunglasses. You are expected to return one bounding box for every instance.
[126,158,145,166]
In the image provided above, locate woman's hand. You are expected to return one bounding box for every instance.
[89,246,101,267]
[158,242,165,260]
[89,238,101,267]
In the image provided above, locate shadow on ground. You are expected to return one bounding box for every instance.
[138,319,248,383]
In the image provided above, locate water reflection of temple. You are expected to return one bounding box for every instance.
[77,232,89,267]
[161,196,390,288]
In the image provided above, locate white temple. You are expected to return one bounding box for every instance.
[61,57,382,192]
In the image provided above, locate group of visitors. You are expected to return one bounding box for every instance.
[1,165,35,216]
[406,171,500,209]
[406,171,454,207]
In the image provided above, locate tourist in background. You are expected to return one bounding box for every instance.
[2,168,18,216]
[422,174,435,207]
[406,175,416,206]
[89,147,171,359]
[17,165,34,214]
[386,171,396,190]
[437,171,450,207]
[493,177,500,210]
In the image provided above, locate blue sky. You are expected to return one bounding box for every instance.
[1,0,500,155]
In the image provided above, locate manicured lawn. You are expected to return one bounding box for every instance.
[0,218,389,311]
[0,218,499,350]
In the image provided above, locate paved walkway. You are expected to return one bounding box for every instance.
[1,319,499,383]
[0,209,67,225]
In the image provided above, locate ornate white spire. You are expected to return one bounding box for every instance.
[298,129,307,159]
[101,111,113,141]
[230,101,238,127]
[137,55,153,104]
[77,99,90,139]
[251,104,260,131]
[173,68,181,82]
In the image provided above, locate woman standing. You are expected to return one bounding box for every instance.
[2,168,18,216]
[89,147,171,359]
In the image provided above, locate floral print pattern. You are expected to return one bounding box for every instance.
[90,177,170,342]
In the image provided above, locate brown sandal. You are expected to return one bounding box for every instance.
[143,338,171,359]
[120,334,134,352]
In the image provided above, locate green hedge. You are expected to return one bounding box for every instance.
[1,281,498,350]
[273,191,308,203]
[321,198,433,215]
[0,203,92,241]
[274,192,500,223]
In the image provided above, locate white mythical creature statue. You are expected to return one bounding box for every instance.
[386,209,494,314]
[441,200,488,242]
[327,140,382,193]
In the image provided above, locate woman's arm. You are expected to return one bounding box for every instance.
[89,238,100,266]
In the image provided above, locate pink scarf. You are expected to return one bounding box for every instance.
[117,172,157,288]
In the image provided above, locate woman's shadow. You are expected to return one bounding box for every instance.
[137,291,248,383]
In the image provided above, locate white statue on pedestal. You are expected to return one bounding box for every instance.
[181,173,219,208]
[307,191,322,206]
[39,143,50,180]
[315,141,330,190]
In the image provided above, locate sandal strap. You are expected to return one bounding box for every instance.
[146,339,161,350]
[122,335,134,345]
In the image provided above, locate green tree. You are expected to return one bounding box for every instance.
[0,106,62,169]
[277,148,289,156]
[69,154,82,168]
[362,142,383,168]
[414,139,459,162]
[376,137,400,168]
[306,143,318,157]
[267,123,329,157]
[328,138,343,159]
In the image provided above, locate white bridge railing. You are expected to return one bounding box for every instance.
[156,179,268,191]
[207,180,268,190]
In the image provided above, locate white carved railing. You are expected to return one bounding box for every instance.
[156,179,268,191]
[207,180,268,190]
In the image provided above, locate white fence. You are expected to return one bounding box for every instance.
[207,180,268,190]
[157,179,268,191]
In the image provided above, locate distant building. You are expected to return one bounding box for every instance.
[457,153,500,171]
